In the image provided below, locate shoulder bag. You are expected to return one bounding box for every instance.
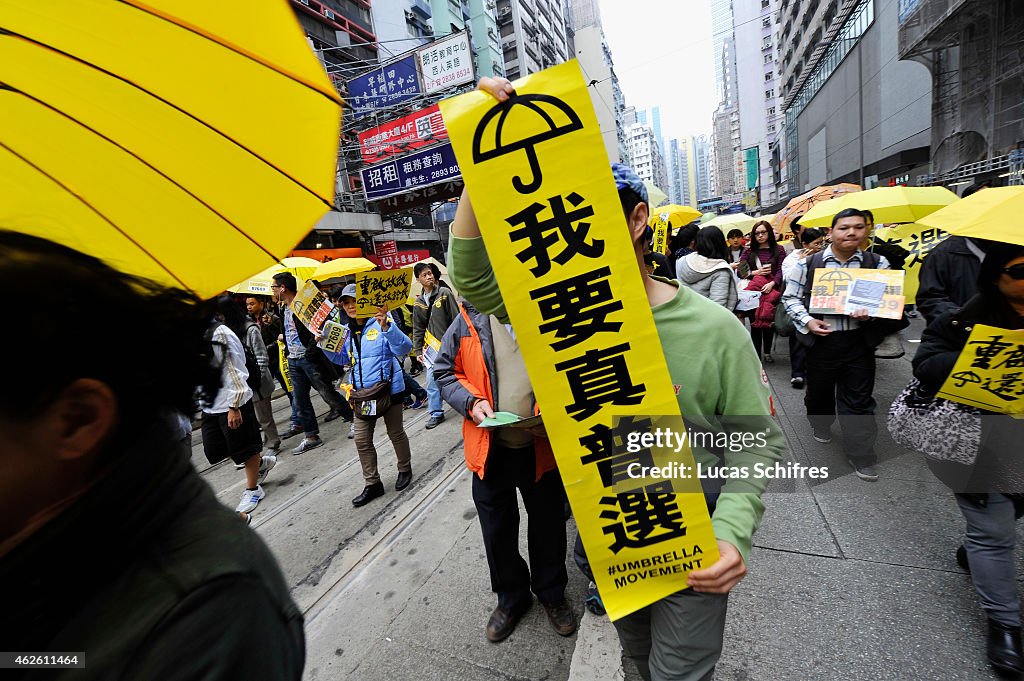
[887,378,982,466]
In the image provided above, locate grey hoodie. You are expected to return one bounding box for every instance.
[676,252,739,311]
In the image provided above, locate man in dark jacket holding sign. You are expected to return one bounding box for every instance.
[412,262,460,429]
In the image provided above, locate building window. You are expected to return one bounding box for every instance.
[762,36,772,48]
[762,16,771,28]
[768,123,776,132]
[764,53,773,64]
[762,0,770,7]
[765,89,774,98]
[764,72,773,82]
[768,106,776,116]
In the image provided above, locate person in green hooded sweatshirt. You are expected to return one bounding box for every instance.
[446,77,786,681]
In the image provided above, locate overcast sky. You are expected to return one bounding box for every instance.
[597,0,717,139]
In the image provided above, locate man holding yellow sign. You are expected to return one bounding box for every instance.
[441,67,783,680]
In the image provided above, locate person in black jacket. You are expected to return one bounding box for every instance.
[0,232,304,680]
[916,236,991,326]
[912,241,1024,677]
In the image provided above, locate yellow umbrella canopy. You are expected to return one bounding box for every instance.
[309,257,377,286]
[702,212,760,232]
[643,181,668,210]
[647,204,702,228]
[799,186,959,228]
[773,183,862,231]
[0,0,343,299]
[228,256,323,295]
[917,186,1024,246]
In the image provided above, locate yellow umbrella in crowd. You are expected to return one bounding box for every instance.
[773,183,862,231]
[228,256,323,295]
[309,257,377,286]
[799,186,959,228]
[647,204,702,228]
[644,181,668,211]
[703,212,759,232]
[917,186,1024,246]
[0,1,343,299]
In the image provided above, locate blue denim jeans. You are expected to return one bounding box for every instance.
[426,365,443,417]
[288,355,350,435]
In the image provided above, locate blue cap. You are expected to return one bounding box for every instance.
[611,163,648,205]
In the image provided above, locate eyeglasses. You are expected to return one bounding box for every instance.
[270,284,283,289]
[1002,264,1024,280]
[753,230,768,236]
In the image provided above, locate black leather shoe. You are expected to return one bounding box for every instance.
[486,601,530,643]
[352,483,385,507]
[324,409,344,423]
[988,620,1024,676]
[395,470,412,491]
[425,415,445,429]
[281,426,304,440]
[542,600,577,636]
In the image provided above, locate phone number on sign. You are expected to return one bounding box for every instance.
[430,165,460,180]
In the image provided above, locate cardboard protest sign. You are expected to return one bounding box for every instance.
[874,224,951,304]
[808,268,905,320]
[290,280,334,331]
[353,268,414,317]
[439,60,717,621]
[320,320,348,354]
[937,324,1024,414]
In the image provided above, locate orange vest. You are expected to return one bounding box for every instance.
[455,305,556,482]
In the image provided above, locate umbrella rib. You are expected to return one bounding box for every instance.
[0,139,192,292]
[117,0,342,107]
[521,100,557,129]
[3,30,336,211]
[5,84,282,266]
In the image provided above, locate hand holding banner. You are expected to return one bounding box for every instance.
[354,268,414,317]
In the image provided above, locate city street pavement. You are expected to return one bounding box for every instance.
[191,320,1024,680]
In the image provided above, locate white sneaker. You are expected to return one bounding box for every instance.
[257,454,277,486]
[293,436,323,455]
[236,485,265,513]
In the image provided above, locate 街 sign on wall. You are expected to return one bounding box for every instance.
[937,324,1024,415]
[439,60,718,621]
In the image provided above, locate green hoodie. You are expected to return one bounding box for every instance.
[448,234,785,561]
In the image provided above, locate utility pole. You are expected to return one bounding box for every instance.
[857,39,866,188]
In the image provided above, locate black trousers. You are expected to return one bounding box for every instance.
[473,443,568,611]
[804,329,878,464]
[750,326,775,357]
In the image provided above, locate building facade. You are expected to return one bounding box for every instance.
[777,0,932,201]
[497,0,569,79]
[430,0,504,78]
[370,0,433,56]
[899,0,1024,187]
[710,0,741,198]
[628,123,669,194]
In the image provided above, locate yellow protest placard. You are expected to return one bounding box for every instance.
[651,216,669,256]
[321,320,348,354]
[291,280,334,331]
[277,340,292,393]
[439,60,717,621]
[353,268,414,317]
[937,324,1024,414]
[808,268,905,320]
[873,224,951,303]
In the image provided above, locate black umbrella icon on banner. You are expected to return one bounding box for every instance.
[472,94,584,194]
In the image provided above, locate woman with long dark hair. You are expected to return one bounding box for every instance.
[912,241,1024,676]
[677,226,739,310]
[740,220,787,362]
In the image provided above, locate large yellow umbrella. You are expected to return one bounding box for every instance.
[703,212,759,232]
[916,186,1024,246]
[773,183,862,231]
[228,256,323,295]
[647,204,702,228]
[799,186,959,228]
[0,0,343,299]
[310,257,377,286]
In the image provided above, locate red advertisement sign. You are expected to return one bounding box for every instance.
[374,240,398,257]
[366,249,430,270]
[357,104,448,164]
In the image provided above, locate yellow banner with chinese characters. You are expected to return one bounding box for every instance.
[937,324,1024,414]
[651,216,669,256]
[277,340,292,393]
[809,268,905,320]
[439,60,717,621]
[353,268,414,317]
[873,224,951,304]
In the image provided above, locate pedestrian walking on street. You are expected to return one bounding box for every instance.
[0,232,305,679]
[248,294,300,437]
[911,241,1024,677]
[333,285,414,507]
[676,226,739,310]
[740,220,786,362]
[272,272,353,455]
[413,262,459,429]
[780,227,826,388]
[204,297,276,514]
[781,208,907,481]
[230,297,281,453]
[434,300,576,642]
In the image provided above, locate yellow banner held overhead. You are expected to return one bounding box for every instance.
[353,268,414,317]
[938,324,1024,414]
[439,60,717,621]
[873,224,951,304]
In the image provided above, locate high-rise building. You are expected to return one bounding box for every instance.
[666,137,698,207]
[370,0,433,55]
[290,0,378,81]
[710,0,740,200]
[777,0,931,201]
[567,0,629,163]
[899,0,1024,187]
[733,0,782,208]
[497,0,569,79]
[628,123,668,194]
[430,0,504,78]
